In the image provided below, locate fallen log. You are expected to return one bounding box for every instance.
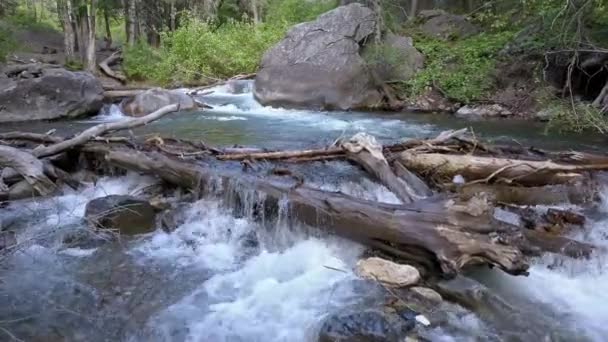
[398,152,608,186]
[0,145,56,196]
[0,131,63,144]
[98,51,126,84]
[456,183,596,206]
[342,133,423,203]
[88,146,529,277]
[33,104,180,158]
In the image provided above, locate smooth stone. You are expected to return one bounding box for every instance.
[356,257,421,287]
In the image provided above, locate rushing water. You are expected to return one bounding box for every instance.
[1,82,608,341]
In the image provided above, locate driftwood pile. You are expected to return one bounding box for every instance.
[0,104,606,279]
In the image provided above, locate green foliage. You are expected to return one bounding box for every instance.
[124,0,336,85]
[0,22,16,62]
[544,97,608,134]
[124,20,284,85]
[265,0,338,25]
[6,6,60,32]
[405,31,515,103]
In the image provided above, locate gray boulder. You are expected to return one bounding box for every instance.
[0,67,103,122]
[254,4,383,110]
[318,309,415,342]
[85,195,157,235]
[370,33,424,82]
[121,88,196,117]
[419,9,480,40]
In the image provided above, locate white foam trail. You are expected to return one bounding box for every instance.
[479,188,608,341]
[133,193,367,341]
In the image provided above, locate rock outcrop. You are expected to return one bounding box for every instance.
[84,195,157,235]
[254,4,383,110]
[121,88,196,117]
[419,9,480,40]
[0,66,103,122]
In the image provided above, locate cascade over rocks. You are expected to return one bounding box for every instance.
[85,195,157,235]
[0,66,104,122]
[254,3,383,110]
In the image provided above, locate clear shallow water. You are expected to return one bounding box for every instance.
[1,83,608,341]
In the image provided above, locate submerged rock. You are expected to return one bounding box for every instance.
[410,287,443,304]
[254,4,382,110]
[356,257,421,287]
[318,309,414,342]
[418,9,480,40]
[0,67,103,122]
[121,88,196,117]
[84,195,157,235]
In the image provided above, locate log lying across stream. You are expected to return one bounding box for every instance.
[1,104,605,278]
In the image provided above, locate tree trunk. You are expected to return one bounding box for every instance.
[170,0,176,31]
[397,152,608,186]
[127,0,137,45]
[410,0,419,18]
[90,147,528,277]
[104,6,112,50]
[85,0,97,73]
[251,0,260,24]
[57,0,76,62]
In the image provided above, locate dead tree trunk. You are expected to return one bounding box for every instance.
[57,0,76,62]
[0,145,56,196]
[398,152,608,186]
[99,51,126,83]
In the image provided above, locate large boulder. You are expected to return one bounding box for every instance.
[254,4,383,110]
[418,9,480,40]
[0,66,103,122]
[84,195,157,235]
[318,310,415,342]
[121,88,196,117]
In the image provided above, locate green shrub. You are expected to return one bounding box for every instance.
[265,0,338,25]
[405,31,515,103]
[6,7,59,32]
[544,98,608,134]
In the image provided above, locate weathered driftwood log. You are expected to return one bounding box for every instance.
[398,152,608,186]
[217,128,469,162]
[0,131,63,144]
[33,104,180,158]
[86,146,529,277]
[98,51,126,84]
[457,183,596,206]
[342,133,424,203]
[0,145,56,196]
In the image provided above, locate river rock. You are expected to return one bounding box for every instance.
[318,310,412,342]
[455,104,513,119]
[254,4,383,110]
[0,67,103,122]
[84,195,157,235]
[356,257,421,287]
[410,287,443,303]
[418,9,480,40]
[121,88,196,117]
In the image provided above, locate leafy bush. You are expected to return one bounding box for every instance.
[405,31,515,103]
[6,7,59,32]
[124,20,284,85]
[265,0,338,25]
[544,98,608,134]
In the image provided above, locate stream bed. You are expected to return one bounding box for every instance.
[1,82,607,341]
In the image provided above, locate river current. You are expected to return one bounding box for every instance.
[1,82,607,341]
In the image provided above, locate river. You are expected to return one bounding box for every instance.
[0,82,607,341]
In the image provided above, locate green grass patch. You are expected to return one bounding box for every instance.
[404,31,515,103]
